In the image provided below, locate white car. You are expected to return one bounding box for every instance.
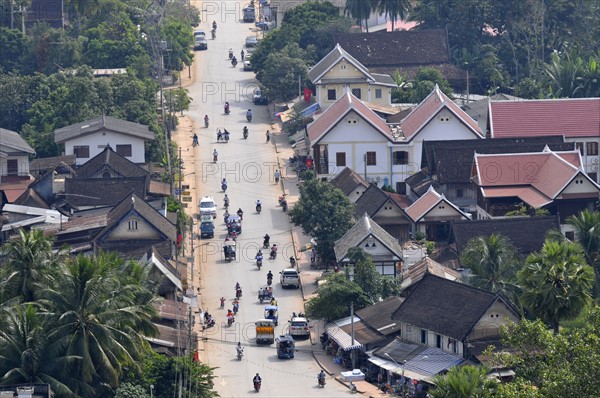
[245,36,258,47]
[199,196,217,218]
[243,59,252,71]
[194,30,206,39]
[289,317,310,338]
[280,268,300,289]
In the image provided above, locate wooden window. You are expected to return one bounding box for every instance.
[6,159,18,175]
[375,89,382,99]
[116,144,132,157]
[587,142,598,156]
[392,151,408,165]
[420,329,427,344]
[351,88,361,99]
[336,152,346,167]
[128,219,138,230]
[436,334,442,348]
[366,151,376,166]
[73,145,90,158]
[327,89,336,101]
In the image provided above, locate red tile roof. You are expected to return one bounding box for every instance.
[489,98,600,138]
[400,85,483,140]
[307,92,392,143]
[387,192,413,209]
[474,150,595,208]
[405,186,467,222]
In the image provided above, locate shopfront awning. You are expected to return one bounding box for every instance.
[326,317,364,351]
[276,108,295,123]
[292,139,309,155]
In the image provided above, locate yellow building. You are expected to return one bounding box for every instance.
[308,44,396,110]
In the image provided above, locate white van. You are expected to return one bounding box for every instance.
[280,268,300,289]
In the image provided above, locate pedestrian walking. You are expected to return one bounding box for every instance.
[310,248,316,264]
[274,169,281,184]
[266,130,270,143]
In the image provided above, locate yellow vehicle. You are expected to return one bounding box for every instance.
[255,319,274,344]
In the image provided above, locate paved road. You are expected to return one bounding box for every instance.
[181,1,351,396]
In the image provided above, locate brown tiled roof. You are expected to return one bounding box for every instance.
[421,137,573,184]
[405,171,438,197]
[334,30,450,67]
[64,177,147,207]
[356,296,404,336]
[307,43,372,84]
[76,146,149,178]
[307,93,392,143]
[473,149,595,208]
[30,155,76,174]
[392,274,517,340]
[329,167,369,196]
[400,85,482,140]
[354,185,412,219]
[404,186,467,222]
[401,257,461,289]
[489,98,600,139]
[387,192,413,209]
[334,213,403,261]
[450,216,560,256]
[340,320,384,346]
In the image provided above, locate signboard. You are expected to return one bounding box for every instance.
[182,191,191,196]
[175,189,180,196]
[182,197,192,202]
[182,185,190,190]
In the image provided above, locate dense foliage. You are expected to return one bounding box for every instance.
[0,0,197,161]
[305,272,371,321]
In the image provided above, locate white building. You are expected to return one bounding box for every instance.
[0,128,35,182]
[309,86,483,194]
[54,115,154,166]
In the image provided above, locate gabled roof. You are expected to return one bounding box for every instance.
[96,193,176,241]
[0,128,35,154]
[354,184,411,219]
[400,85,483,140]
[405,171,438,197]
[30,155,77,176]
[329,167,369,196]
[404,186,468,222]
[473,149,598,208]
[141,249,182,291]
[489,98,600,139]
[356,296,404,336]
[54,115,154,143]
[462,94,521,129]
[64,177,147,208]
[76,146,149,178]
[421,137,574,184]
[392,274,518,340]
[307,43,373,84]
[450,215,560,256]
[307,92,392,144]
[334,30,451,67]
[334,213,403,261]
[401,257,461,289]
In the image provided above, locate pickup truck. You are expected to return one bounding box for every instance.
[199,216,214,238]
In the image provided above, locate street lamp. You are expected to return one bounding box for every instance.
[384,353,407,397]
[149,384,154,398]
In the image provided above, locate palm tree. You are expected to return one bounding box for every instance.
[518,240,594,334]
[430,365,498,398]
[564,209,600,297]
[1,229,62,303]
[460,234,522,308]
[372,0,411,31]
[0,304,80,396]
[40,253,158,396]
[345,0,373,31]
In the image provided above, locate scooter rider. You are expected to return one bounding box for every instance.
[256,199,262,212]
[204,114,209,127]
[236,342,243,357]
[318,370,326,385]
[267,270,273,282]
[237,208,244,219]
[223,194,229,208]
[263,234,270,248]
[270,244,278,259]
[224,102,230,114]
[212,21,217,30]
[213,149,218,162]
[246,109,253,121]
[243,126,248,138]
[253,373,262,390]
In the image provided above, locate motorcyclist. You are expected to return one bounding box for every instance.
[227,309,234,318]
[270,297,278,306]
[263,234,270,248]
[270,244,278,258]
[247,109,253,121]
[223,210,230,223]
[236,342,243,356]
[217,129,223,141]
[243,126,248,138]
[318,370,326,384]
[290,257,296,267]
[224,102,230,114]
[213,149,218,162]
[256,199,262,212]
[237,208,244,219]
[221,178,228,189]
[213,21,217,30]
[228,48,233,58]
[224,194,229,208]
[235,282,240,290]
[253,373,262,389]
[192,133,199,147]
[266,270,273,284]
[204,115,209,127]
[223,128,230,141]
[231,56,237,66]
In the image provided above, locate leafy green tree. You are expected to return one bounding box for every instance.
[460,234,522,308]
[518,240,594,334]
[344,0,373,31]
[0,304,79,396]
[160,18,194,71]
[430,365,498,398]
[0,229,62,303]
[114,382,150,398]
[0,27,26,72]
[348,248,381,302]
[372,0,411,31]
[380,276,402,298]
[164,87,192,115]
[40,253,158,396]
[260,50,308,101]
[306,273,370,321]
[513,77,545,99]
[289,179,355,267]
[24,24,85,74]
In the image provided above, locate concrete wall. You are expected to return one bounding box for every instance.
[104,214,162,241]
[63,128,146,165]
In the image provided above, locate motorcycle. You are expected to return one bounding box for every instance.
[257,258,262,270]
[254,381,261,392]
[224,132,230,142]
[222,183,228,192]
[224,199,229,209]
[278,196,286,206]
[256,203,262,213]
[231,58,238,67]
[224,105,230,115]
[227,315,235,326]
[233,302,239,315]
[267,276,273,286]
[243,129,248,139]
[281,199,288,212]
[211,29,216,39]
[236,288,243,298]
[204,318,216,329]
[318,377,326,388]
[213,154,218,163]
[269,250,277,260]
[205,118,209,128]
[228,49,233,59]
[237,348,243,361]
[246,113,252,122]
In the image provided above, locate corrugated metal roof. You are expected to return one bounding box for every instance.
[326,316,364,350]
[404,347,464,377]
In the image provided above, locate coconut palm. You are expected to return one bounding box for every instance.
[564,209,600,297]
[372,0,411,31]
[0,229,62,303]
[40,253,158,396]
[345,0,373,31]
[430,365,498,398]
[518,240,594,334]
[0,304,81,396]
[460,234,522,308]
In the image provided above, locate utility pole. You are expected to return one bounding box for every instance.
[190,219,195,293]
[178,146,183,204]
[350,301,356,370]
